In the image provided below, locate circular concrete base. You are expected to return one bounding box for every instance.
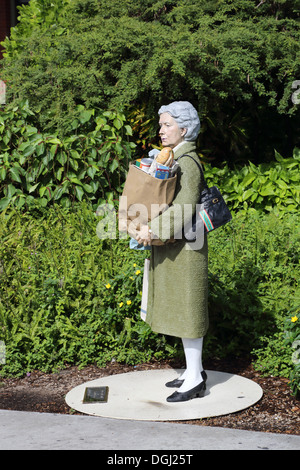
[65,369,263,421]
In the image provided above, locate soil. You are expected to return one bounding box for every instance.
[0,357,299,436]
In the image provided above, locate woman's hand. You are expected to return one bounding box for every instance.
[136,225,152,246]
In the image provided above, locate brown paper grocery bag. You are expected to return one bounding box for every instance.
[118,162,177,241]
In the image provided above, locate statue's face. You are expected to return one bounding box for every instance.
[159,112,186,148]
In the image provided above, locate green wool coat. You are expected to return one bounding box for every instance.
[147,141,209,339]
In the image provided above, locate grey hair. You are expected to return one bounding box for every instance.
[158,101,200,141]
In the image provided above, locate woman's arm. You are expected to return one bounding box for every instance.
[148,155,202,243]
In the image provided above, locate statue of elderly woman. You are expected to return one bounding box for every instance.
[136,101,209,402]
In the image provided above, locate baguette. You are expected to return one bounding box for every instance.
[156,147,174,167]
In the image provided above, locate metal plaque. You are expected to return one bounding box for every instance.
[83,386,109,403]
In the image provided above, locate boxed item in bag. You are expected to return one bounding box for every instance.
[154,163,170,179]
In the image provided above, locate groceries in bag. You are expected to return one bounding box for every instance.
[135,147,179,179]
[139,158,153,171]
[154,163,169,180]
[119,158,178,242]
[156,147,174,166]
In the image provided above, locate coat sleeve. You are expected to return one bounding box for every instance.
[149,155,202,242]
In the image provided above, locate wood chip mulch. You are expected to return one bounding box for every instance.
[0,358,299,436]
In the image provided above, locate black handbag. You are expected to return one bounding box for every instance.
[178,154,232,241]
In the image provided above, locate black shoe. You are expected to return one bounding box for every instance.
[165,370,207,388]
[165,378,184,388]
[166,381,206,403]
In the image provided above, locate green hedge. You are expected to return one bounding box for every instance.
[0,102,299,218]
[0,102,135,211]
[0,204,299,397]
[1,0,299,164]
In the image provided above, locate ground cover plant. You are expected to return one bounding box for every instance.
[0,204,298,397]
[0,203,175,376]
[208,211,300,396]
[204,147,300,214]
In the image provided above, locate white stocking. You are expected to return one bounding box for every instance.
[178,337,204,392]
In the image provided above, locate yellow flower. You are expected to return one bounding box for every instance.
[129,276,134,280]
[291,316,298,323]
[135,270,141,275]
[126,300,132,305]
[119,302,124,307]
[105,283,111,289]
[133,263,137,267]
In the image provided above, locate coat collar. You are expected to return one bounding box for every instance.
[173,141,197,159]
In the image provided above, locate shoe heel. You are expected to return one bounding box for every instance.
[195,384,206,398]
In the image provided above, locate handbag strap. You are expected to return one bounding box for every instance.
[177,154,208,189]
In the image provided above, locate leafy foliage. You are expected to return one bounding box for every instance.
[1,0,71,57]
[0,0,299,394]
[0,205,299,392]
[1,0,299,162]
[0,99,299,214]
[207,211,299,358]
[253,307,300,397]
[0,203,177,376]
[0,101,135,211]
[204,147,300,214]
[284,312,300,397]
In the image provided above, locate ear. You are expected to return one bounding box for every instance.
[181,128,187,137]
